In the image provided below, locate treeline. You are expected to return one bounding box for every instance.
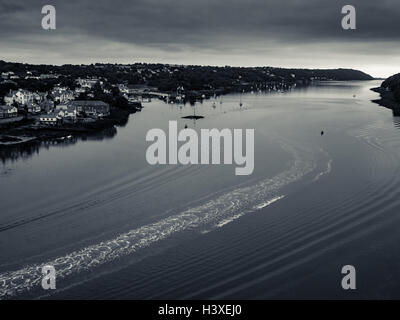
[0,60,374,94]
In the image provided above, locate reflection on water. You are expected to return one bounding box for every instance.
[392,115,400,130]
[4,80,400,299]
[392,107,400,118]
[0,127,117,164]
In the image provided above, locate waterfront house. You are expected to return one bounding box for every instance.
[57,105,77,122]
[68,100,110,118]
[65,105,78,120]
[40,112,61,126]
[26,102,41,114]
[0,105,18,118]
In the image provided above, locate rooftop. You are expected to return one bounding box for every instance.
[69,100,109,107]
[0,105,16,111]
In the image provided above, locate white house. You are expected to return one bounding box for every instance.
[76,78,100,89]
[57,105,77,121]
[1,71,14,80]
[40,112,61,126]
[14,89,36,105]
[0,105,18,118]
[5,89,38,105]
[3,93,14,106]
[68,100,110,118]
[52,90,75,103]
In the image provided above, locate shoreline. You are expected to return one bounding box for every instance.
[370,87,400,111]
[0,107,139,147]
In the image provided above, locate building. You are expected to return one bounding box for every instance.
[40,112,61,126]
[14,89,36,105]
[26,102,41,114]
[40,74,59,79]
[55,104,68,111]
[76,78,101,89]
[39,100,55,113]
[1,72,14,80]
[68,100,110,118]
[58,105,77,121]
[52,91,75,103]
[3,92,15,106]
[0,105,18,118]
[4,89,38,106]
[51,87,75,103]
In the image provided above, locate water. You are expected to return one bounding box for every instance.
[1,80,400,299]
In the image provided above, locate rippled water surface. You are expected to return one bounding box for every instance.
[1,80,400,299]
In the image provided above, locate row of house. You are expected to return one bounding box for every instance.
[4,86,77,109]
[0,105,18,119]
[51,86,75,103]
[76,78,102,89]
[2,71,61,81]
[3,89,54,114]
[39,100,110,125]
[4,89,46,106]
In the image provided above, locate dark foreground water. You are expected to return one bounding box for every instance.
[1,80,400,299]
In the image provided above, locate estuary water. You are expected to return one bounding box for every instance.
[1,80,400,299]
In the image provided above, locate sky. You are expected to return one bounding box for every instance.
[0,0,400,77]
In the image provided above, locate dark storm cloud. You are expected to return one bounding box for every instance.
[1,0,400,76]
[10,0,397,44]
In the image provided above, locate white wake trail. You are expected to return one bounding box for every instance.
[0,139,321,298]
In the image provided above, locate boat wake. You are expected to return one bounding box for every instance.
[0,137,328,299]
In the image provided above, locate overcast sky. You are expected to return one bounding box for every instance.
[1,0,400,77]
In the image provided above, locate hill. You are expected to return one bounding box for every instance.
[0,60,373,96]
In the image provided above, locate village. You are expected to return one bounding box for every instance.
[0,65,287,129]
[0,69,151,145]
[0,75,124,126]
